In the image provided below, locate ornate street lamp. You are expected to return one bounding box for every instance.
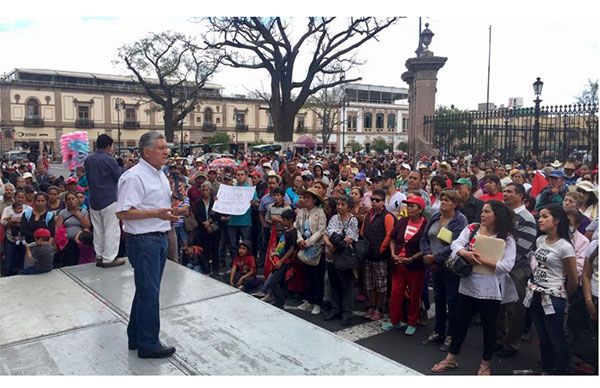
[532,77,543,156]
[419,23,435,56]
[115,98,125,155]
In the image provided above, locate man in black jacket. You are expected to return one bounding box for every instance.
[454,178,483,224]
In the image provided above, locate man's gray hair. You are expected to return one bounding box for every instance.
[139,131,166,156]
[201,181,213,191]
[3,183,15,191]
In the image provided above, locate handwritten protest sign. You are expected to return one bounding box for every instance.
[213,185,256,215]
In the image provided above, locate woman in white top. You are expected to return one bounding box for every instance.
[523,204,578,375]
[432,200,516,375]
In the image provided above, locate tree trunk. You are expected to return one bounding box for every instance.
[274,114,296,143]
[163,114,175,143]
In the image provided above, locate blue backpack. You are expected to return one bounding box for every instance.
[23,208,54,227]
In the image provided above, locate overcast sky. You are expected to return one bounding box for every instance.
[1,1,598,111]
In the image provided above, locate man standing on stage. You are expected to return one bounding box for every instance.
[84,134,125,268]
[116,131,182,358]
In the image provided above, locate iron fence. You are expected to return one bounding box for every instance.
[424,103,598,164]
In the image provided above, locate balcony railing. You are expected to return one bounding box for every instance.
[75,118,94,128]
[202,122,217,131]
[295,126,307,133]
[235,124,249,132]
[24,116,44,127]
[123,121,140,129]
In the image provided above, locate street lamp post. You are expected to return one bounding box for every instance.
[532,77,544,157]
[115,98,125,156]
[340,74,346,155]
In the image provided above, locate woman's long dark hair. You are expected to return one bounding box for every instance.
[542,203,572,244]
[485,200,517,240]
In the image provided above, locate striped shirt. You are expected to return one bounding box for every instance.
[513,205,537,271]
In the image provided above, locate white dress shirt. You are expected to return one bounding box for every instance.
[117,158,172,234]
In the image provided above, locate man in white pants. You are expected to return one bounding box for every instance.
[84,134,125,268]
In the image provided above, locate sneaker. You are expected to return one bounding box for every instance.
[261,293,275,303]
[311,305,322,315]
[422,332,445,345]
[297,300,313,311]
[382,322,407,331]
[252,291,266,298]
[440,336,452,352]
[405,325,417,336]
[370,309,382,321]
[365,307,375,320]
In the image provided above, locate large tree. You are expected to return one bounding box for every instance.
[117,31,221,142]
[203,17,400,142]
[575,79,599,105]
[305,74,345,151]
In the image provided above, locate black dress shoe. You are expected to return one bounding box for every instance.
[496,348,518,358]
[324,311,341,321]
[340,317,351,326]
[138,345,176,359]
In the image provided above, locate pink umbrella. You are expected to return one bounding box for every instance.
[209,157,237,168]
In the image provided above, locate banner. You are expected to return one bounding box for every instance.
[212,185,256,215]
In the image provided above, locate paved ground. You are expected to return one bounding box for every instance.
[205,259,546,376]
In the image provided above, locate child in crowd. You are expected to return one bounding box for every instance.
[20,228,54,275]
[75,229,96,264]
[228,240,259,292]
[264,209,298,308]
[183,245,204,273]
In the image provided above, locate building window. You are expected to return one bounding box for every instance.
[204,107,213,123]
[364,112,372,129]
[296,115,305,130]
[26,99,40,118]
[402,117,409,131]
[387,114,396,131]
[376,113,384,130]
[235,111,245,125]
[78,105,90,120]
[125,107,136,122]
[347,114,357,131]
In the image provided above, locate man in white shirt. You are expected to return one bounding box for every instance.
[382,169,406,218]
[116,131,183,359]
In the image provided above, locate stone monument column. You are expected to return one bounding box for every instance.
[401,23,447,157]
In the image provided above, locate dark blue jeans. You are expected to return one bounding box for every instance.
[227,225,251,264]
[126,232,168,353]
[3,240,25,276]
[530,292,570,374]
[432,266,460,338]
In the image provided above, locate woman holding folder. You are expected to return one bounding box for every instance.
[431,200,516,375]
[420,189,467,351]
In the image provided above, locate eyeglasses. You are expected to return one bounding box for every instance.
[371,198,383,203]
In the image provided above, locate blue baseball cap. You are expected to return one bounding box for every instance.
[549,170,565,178]
[355,172,367,181]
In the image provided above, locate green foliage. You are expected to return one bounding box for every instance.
[350,142,363,153]
[208,132,230,145]
[249,139,267,147]
[372,138,390,153]
[396,141,408,152]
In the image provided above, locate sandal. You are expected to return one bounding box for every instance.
[477,361,491,375]
[431,358,459,373]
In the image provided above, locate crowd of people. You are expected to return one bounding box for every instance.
[0,132,598,374]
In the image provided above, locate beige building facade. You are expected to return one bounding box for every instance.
[0,69,407,159]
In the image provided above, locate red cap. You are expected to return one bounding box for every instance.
[33,228,51,239]
[250,171,263,178]
[66,177,78,184]
[403,196,426,210]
